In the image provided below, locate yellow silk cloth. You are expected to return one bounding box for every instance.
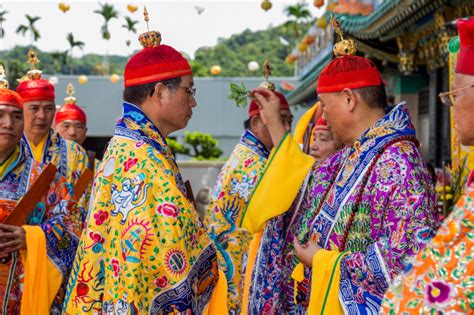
[241,133,315,233]
[292,250,346,315]
[0,145,20,179]
[240,231,263,315]
[206,269,229,314]
[293,102,320,146]
[29,136,47,162]
[20,225,62,315]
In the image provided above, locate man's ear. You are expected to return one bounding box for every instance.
[341,88,357,112]
[152,82,167,101]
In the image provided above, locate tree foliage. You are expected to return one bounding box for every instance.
[167,132,223,160]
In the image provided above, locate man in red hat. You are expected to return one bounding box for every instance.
[0,66,83,314]
[54,83,99,172]
[63,12,226,313]
[382,16,474,314]
[241,20,437,314]
[206,83,292,313]
[16,50,89,219]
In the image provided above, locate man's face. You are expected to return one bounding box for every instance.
[160,75,197,133]
[319,92,350,145]
[309,129,343,162]
[55,119,87,145]
[452,73,474,146]
[23,100,56,139]
[251,109,293,150]
[0,105,24,153]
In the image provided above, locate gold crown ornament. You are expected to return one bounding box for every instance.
[138,6,162,48]
[0,65,9,89]
[258,60,276,90]
[331,15,357,57]
[64,83,77,105]
[26,48,43,80]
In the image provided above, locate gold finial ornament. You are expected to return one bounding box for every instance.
[0,65,9,89]
[26,48,43,80]
[258,60,276,90]
[138,6,162,48]
[64,82,77,105]
[331,15,357,57]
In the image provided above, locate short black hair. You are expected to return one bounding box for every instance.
[243,118,251,130]
[123,77,182,106]
[354,85,387,110]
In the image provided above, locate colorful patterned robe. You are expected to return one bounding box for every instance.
[382,183,473,314]
[63,102,219,314]
[206,129,269,314]
[247,103,438,314]
[0,144,82,314]
[22,130,90,222]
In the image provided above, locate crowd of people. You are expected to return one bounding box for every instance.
[0,10,472,315]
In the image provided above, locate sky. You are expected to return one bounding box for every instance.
[0,0,326,58]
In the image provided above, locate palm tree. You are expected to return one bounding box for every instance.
[94,3,119,41]
[0,10,7,39]
[122,16,138,47]
[284,2,312,37]
[66,33,85,74]
[16,14,41,45]
[50,51,68,74]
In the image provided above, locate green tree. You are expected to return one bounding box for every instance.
[50,50,68,74]
[0,9,7,39]
[94,3,119,41]
[16,15,41,45]
[167,132,223,160]
[283,2,312,37]
[66,33,85,74]
[122,16,138,47]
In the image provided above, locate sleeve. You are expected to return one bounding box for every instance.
[335,143,437,312]
[241,133,315,233]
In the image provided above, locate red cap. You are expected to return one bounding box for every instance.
[456,17,474,75]
[16,79,55,102]
[0,89,23,110]
[316,55,384,93]
[55,103,86,125]
[248,90,290,118]
[314,116,328,131]
[124,45,192,87]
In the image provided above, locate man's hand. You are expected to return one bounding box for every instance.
[253,88,287,146]
[293,235,322,268]
[0,224,27,254]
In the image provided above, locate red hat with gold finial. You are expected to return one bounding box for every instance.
[0,65,23,110]
[54,83,87,125]
[16,49,55,102]
[248,60,290,117]
[316,16,384,93]
[124,7,192,87]
[456,16,474,75]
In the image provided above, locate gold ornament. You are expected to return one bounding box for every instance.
[0,65,9,89]
[313,0,324,8]
[298,42,309,52]
[316,15,327,28]
[331,15,356,57]
[258,60,275,90]
[110,74,120,83]
[78,75,88,84]
[261,0,272,12]
[138,6,162,48]
[58,2,70,13]
[127,4,138,13]
[64,82,77,104]
[210,65,221,75]
[26,48,43,80]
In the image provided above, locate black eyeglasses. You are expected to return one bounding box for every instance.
[438,84,474,107]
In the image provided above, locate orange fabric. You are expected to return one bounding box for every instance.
[240,231,263,315]
[0,89,23,110]
[206,269,229,314]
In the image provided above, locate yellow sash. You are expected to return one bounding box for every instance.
[20,225,62,315]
